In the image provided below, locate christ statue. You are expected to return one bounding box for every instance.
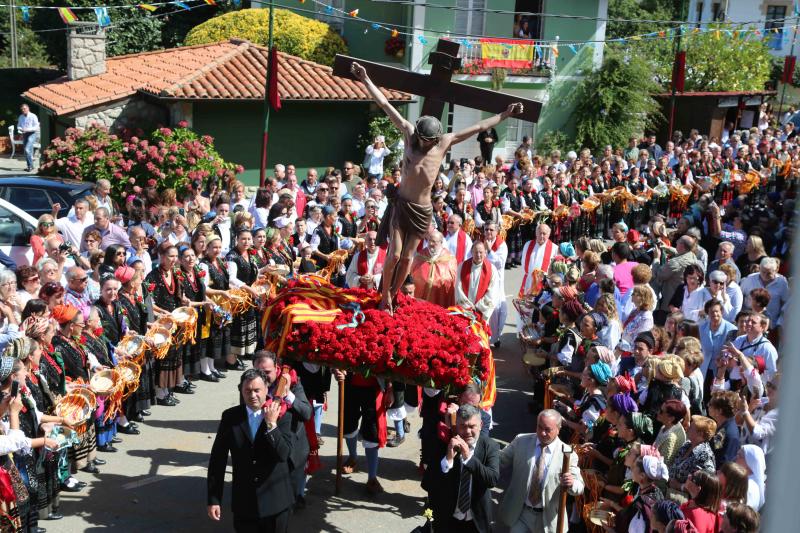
[350,62,524,312]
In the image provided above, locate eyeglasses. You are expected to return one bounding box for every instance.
[116,251,126,256]
[318,187,329,191]
[344,166,354,170]
[710,279,724,285]
[25,277,39,283]
[40,222,54,228]
[74,277,88,282]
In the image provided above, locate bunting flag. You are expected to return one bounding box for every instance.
[551,43,559,57]
[20,6,30,23]
[232,0,241,6]
[94,7,111,27]
[348,9,359,17]
[57,7,77,24]
[138,4,158,12]
[391,29,399,38]
[204,0,217,4]
[480,38,535,68]
[417,35,428,45]
[568,44,578,54]
[268,45,281,111]
[173,1,191,10]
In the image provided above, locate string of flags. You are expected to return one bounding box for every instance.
[3,0,798,57]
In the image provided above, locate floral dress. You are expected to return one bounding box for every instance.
[669,441,716,484]
[145,268,183,389]
[201,257,231,367]
[118,291,156,415]
[180,266,207,377]
[226,249,258,358]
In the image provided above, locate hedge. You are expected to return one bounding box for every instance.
[184,8,347,66]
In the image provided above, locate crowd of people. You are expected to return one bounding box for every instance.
[0,112,792,533]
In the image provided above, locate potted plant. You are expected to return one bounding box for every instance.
[0,120,9,154]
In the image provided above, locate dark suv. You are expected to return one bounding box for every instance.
[0,176,94,219]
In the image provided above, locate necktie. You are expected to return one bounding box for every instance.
[457,457,472,514]
[528,446,546,507]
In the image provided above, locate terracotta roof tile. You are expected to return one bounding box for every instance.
[24,39,411,116]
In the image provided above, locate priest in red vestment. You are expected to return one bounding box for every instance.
[519,222,557,296]
[409,230,457,308]
[345,231,386,290]
[455,241,501,320]
[444,214,473,264]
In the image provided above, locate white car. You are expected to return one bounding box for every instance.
[0,197,37,268]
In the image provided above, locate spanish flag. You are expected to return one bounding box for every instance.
[138,4,158,12]
[58,7,78,24]
[479,38,534,69]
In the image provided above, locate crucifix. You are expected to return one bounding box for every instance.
[334,39,543,313]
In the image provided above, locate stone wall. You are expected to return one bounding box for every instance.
[73,97,168,133]
[67,29,107,80]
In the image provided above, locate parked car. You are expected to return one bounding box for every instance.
[0,197,38,267]
[0,176,94,220]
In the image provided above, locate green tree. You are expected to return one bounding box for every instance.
[607,0,679,40]
[571,49,662,151]
[185,8,347,66]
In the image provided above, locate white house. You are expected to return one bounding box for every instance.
[687,0,796,56]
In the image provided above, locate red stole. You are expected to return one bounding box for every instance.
[454,230,467,263]
[552,190,559,208]
[488,236,505,253]
[520,239,554,296]
[460,259,492,303]
[356,246,387,277]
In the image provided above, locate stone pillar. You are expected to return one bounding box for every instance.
[67,26,107,81]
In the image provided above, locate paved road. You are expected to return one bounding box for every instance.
[56,266,533,532]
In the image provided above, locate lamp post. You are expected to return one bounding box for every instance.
[259,0,275,188]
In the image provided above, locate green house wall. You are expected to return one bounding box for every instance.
[192,100,379,186]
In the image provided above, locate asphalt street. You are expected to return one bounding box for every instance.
[56,265,536,532]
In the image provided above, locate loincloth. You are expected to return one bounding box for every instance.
[376,195,433,247]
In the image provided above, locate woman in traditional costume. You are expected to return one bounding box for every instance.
[200,236,235,376]
[178,245,211,383]
[226,230,260,365]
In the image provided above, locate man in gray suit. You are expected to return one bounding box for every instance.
[498,410,583,533]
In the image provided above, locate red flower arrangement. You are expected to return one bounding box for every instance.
[269,279,492,391]
[147,282,156,293]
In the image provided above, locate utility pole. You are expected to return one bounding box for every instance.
[778,17,799,119]
[258,0,275,188]
[668,0,688,140]
[9,0,18,68]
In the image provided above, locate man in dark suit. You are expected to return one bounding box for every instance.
[422,404,500,532]
[207,368,294,533]
[252,351,313,508]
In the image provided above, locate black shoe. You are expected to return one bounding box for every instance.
[215,365,228,374]
[386,435,406,448]
[111,437,123,444]
[81,464,99,474]
[128,422,139,429]
[212,369,226,379]
[186,381,197,389]
[493,341,501,349]
[132,413,145,423]
[34,527,46,533]
[173,383,194,394]
[294,495,306,510]
[60,482,81,493]
[97,444,118,452]
[93,458,106,466]
[199,373,219,383]
[141,410,152,416]
[45,512,63,521]
[169,394,181,404]
[157,397,177,406]
[118,424,140,435]
[226,360,245,371]
[505,263,512,270]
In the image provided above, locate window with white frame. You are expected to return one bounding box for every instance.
[454,0,486,37]
[506,118,535,147]
[315,0,345,34]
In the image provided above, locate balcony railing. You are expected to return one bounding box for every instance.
[449,37,556,77]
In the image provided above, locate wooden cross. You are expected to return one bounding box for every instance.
[333,39,542,123]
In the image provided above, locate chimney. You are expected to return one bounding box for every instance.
[67,24,107,80]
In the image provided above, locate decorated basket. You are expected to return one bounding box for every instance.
[55,392,92,432]
[72,386,97,411]
[145,326,172,359]
[522,348,546,367]
[117,334,147,364]
[588,508,615,527]
[154,315,177,334]
[116,360,141,398]
[172,306,198,345]
[548,382,573,398]
[89,369,117,395]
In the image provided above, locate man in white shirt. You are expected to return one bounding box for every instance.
[444,215,473,265]
[364,136,391,179]
[345,231,385,290]
[483,223,508,347]
[455,241,501,321]
[55,198,92,247]
[740,257,790,327]
[519,223,557,296]
[16,104,39,172]
[729,312,778,382]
